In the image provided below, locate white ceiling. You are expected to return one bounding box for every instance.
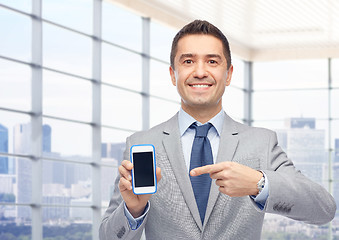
[110,0,339,61]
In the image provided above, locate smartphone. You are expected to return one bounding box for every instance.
[130,144,157,195]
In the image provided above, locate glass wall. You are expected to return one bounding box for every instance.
[253,59,339,239]
[0,1,146,239]
[0,1,337,240]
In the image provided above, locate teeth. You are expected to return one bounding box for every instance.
[192,85,209,88]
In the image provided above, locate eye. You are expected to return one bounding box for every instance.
[208,60,217,64]
[183,59,193,64]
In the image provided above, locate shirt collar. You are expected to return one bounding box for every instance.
[178,108,224,137]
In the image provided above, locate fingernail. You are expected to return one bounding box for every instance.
[191,170,195,176]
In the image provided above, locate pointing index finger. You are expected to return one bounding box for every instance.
[190,164,223,177]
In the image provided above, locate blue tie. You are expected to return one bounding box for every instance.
[189,123,213,224]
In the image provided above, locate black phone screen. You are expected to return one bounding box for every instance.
[133,151,155,187]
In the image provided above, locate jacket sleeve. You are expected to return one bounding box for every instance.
[262,131,336,225]
[99,136,148,240]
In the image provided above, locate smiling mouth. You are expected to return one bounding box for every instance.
[189,84,212,88]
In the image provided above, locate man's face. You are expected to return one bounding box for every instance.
[170,34,233,114]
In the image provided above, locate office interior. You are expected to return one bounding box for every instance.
[0,0,339,239]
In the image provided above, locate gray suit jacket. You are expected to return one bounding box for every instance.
[100,112,336,240]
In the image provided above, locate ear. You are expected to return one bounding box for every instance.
[225,64,233,86]
[169,66,177,86]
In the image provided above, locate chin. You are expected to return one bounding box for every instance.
[189,101,214,109]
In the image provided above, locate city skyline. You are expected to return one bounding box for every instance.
[0,120,121,224]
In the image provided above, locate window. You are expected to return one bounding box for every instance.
[0,1,146,239]
[0,7,31,61]
[253,89,328,120]
[253,59,337,239]
[102,1,142,52]
[0,0,31,13]
[150,20,176,62]
[101,86,142,131]
[43,70,92,122]
[253,59,328,90]
[102,43,142,91]
[149,97,180,127]
[0,59,31,111]
[332,58,339,87]
[42,0,93,34]
[149,59,178,100]
[43,23,92,78]
[222,86,244,120]
[42,118,92,159]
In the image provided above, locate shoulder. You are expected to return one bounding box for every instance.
[128,113,178,143]
[226,117,280,153]
[240,122,274,136]
[227,115,276,139]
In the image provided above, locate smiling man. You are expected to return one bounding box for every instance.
[169,34,231,124]
[100,20,336,240]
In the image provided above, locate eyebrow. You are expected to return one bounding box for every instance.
[178,53,195,62]
[178,53,223,62]
[206,54,222,60]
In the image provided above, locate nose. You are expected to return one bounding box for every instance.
[193,62,208,79]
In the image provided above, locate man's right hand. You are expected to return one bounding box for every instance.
[118,160,162,218]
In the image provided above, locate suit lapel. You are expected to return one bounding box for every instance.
[162,114,203,230]
[204,112,239,227]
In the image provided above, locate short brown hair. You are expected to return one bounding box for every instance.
[170,20,232,69]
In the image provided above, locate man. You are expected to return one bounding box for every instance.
[100,20,336,240]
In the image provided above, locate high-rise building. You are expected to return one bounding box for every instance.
[14,123,32,221]
[101,143,108,158]
[14,123,52,221]
[335,139,339,163]
[287,117,316,129]
[0,124,9,174]
[280,118,326,183]
[287,128,325,182]
[101,142,125,165]
[101,142,124,205]
[42,195,71,221]
[101,158,118,205]
[43,125,51,153]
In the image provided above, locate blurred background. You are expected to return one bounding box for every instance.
[0,0,338,239]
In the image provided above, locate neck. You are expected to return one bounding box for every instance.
[182,103,222,124]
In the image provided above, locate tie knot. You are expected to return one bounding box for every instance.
[191,123,212,137]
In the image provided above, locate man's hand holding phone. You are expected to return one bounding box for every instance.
[118,147,161,218]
